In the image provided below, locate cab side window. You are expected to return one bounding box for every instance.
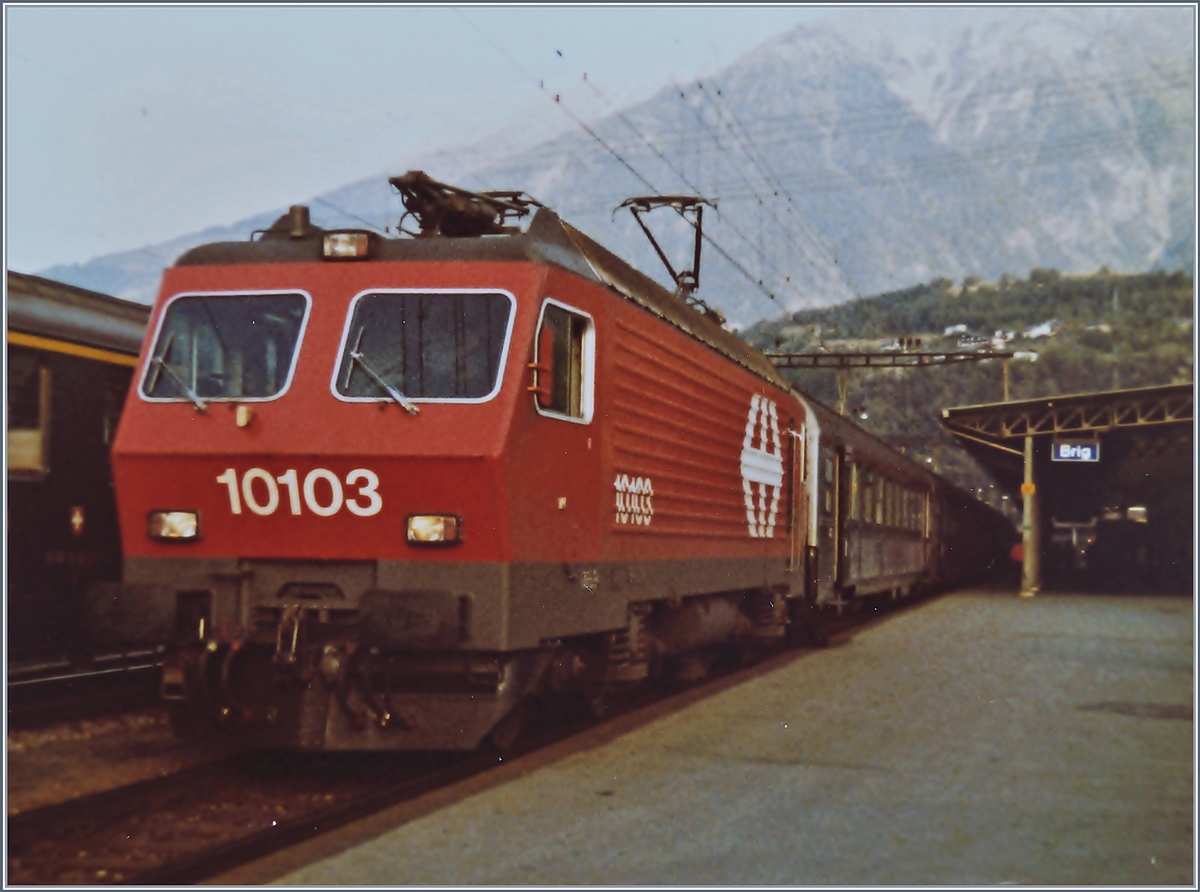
[533,301,594,422]
[7,348,51,478]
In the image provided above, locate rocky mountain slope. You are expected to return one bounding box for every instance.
[39,7,1193,326]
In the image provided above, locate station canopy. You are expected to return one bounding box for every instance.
[940,382,1192,489]
[941,383,1193,589]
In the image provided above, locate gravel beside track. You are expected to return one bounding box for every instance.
[6,750,466,884]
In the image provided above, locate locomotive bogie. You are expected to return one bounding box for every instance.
[162,640,552,751]
[156,586,796,750]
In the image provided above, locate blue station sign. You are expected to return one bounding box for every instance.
[1051,440,1101,462]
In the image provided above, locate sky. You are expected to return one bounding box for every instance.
[4,5,835,273]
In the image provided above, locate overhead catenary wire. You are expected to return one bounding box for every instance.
[708,123,1179,200]
[453,45,1184,211]
[632,70,1190,155]
[700,77,857,297]
[578,74,806,305]
[311,197,389,235]
[451,12,1186,309]
[546,116,1180,298]
[512,69,1187,179]
[547,119,1181,252]
[672,79,838,295]
[453,8,785,309]
[668,81,816,275]
[681,79,855,296]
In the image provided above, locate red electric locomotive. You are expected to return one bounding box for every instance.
[88,173,1009,751]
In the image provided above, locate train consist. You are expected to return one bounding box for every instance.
[87,173,1013,750]
[7,271,150,660]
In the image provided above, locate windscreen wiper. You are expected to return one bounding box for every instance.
[147,333,208,412]
[347,329,419,415]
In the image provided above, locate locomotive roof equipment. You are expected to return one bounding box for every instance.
[389,170,543,238]
[616,194,715,308]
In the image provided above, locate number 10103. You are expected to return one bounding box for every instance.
[215,467,382,517]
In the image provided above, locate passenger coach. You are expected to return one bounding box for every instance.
[8,271,149,659]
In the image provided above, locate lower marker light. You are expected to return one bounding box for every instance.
[148,510,199,540]
[407,515,461,544]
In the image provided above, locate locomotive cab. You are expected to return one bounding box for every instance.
[89,195,638,749]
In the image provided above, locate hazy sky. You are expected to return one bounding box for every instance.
[5,5,835,273]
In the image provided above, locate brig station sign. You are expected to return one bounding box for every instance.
[1051,440,1101,462]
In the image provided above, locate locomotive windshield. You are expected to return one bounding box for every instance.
[335,291,513,402]
[141,293,309,403]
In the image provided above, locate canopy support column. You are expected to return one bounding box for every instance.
[1020,435,1041,598]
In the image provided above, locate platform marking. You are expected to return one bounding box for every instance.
[741,395,784,538]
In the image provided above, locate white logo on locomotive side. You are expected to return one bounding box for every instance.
[741,395,784,538]
[614,474,654,526]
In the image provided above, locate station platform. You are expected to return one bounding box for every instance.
[259,587,1193,885]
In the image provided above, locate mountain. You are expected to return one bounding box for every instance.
[38,7,1193,326]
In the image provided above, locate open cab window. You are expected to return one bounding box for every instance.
[334,290,514,403]
[532,300,594,423]
[141,292,309,403]
[7,348,51,478]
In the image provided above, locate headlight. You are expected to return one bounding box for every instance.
[323,232,370,259]
[148,510,199,540]
[406,514,461,544]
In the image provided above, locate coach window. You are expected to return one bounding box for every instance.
[820,455,835,514]
[849,463,860,521]
[7,348,51,478]
[533,300,594,423]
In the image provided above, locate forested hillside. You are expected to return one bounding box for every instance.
[741,269,1194,513]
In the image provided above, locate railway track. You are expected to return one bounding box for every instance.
[7,749,468,884]
[7,651,163,729]
[6,593,922,885]
[8,698,621,885]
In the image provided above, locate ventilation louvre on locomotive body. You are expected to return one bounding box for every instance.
[92,173,1010,751]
